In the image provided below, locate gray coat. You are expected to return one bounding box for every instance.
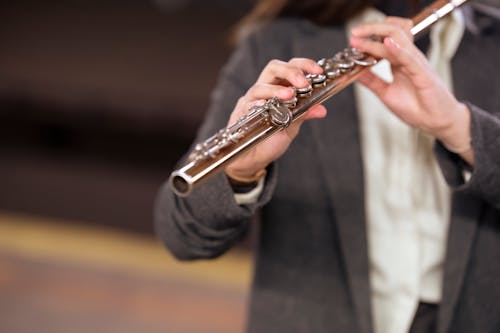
[155,16,500,333]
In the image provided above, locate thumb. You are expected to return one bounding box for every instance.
[302,104,328,120]
[357,70,390,97]
[285,104,327,139]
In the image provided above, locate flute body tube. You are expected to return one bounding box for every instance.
[170,0,470,197]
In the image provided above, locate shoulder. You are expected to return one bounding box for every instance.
[249,17,343,45]
[255,18,321,37]
[453,20,500,111]
[239,18,346,65]
[221,18,347,89]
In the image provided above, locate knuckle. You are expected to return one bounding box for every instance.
[268,58,283,67]
[386,16,413,32]
[290,66,303,76]
[398,29,411,41]
[247,83,275,98]
[237,96,247,106]
[385,16,401,26]
[290,57,316,68]
[289,57,307,64]
[246,84,259,96]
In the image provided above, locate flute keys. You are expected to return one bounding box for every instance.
[330,48,357,71]
[317,58,329,68]
[348,47,378,66]
[325,68,341,79]
[295,84,312,97]
[268,103,293,127]
[280,96,298,108]
[318,58,341,79]
[306,73,326,86]
[335,59,355,70]
[346,47,365,59]
[353,56,378,66]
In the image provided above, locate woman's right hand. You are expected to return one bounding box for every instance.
[224,58,327,181]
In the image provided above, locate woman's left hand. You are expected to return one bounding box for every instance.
[350,17,474,165]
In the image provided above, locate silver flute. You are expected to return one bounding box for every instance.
[170,0,470,197]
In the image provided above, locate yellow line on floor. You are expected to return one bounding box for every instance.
[0,211,253,291]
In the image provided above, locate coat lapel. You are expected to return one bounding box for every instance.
[311,88,372,333]
[292,13,496,333]
[437,26,494,332]
[294,26,373,333]
[437,193,481,333]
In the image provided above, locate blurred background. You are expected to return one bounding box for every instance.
[0,0,255,332]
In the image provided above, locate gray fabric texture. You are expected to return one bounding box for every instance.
[155,16,500,333]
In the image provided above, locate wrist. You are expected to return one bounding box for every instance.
[225,166,267,185]
[434,102,472,154]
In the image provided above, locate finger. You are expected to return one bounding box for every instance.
[288,58,323,75]
[228,95,268,126]
[284,104,327,140]
[351,21,413,47]
[257,59,306,87]
[246,83,295,101]
[351,23,427,77]
[383,36,429,79]
[257,58,319,88]
[350,18,413,59]
[246,99,267,110]
[229,81,299,127]
[228,96,251,126]
[384,17,413,40]
[301,104,327,120]
[349,36,389,60]
[350,22,415,64]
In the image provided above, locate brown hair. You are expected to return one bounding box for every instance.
[241,0,375,27]
[233,0,421,43]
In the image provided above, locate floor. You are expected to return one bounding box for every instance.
[0,212,253,333]
[0,2,255,331]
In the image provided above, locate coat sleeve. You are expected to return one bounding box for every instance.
[154,32,278,260]
[435,103,500,210]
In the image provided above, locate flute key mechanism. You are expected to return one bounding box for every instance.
[169,0,470,197]
[168,47,377,197]
[267,99,293,128]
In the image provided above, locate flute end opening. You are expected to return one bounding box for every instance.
[169,173,192,197]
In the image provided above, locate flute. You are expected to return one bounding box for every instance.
[170,0,470,197]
